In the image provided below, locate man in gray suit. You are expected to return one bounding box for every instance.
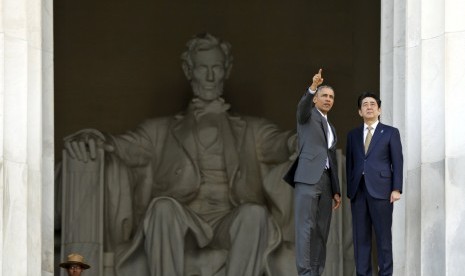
[284,69,341,276]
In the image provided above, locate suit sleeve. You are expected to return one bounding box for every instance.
[297,90,315,124]
[390,128,404,193]
[345,132,353,198]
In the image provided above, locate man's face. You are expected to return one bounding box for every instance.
[67,265,83,276]
[358,96,381,121]
[190,47,226,101]
[313,87,334,115]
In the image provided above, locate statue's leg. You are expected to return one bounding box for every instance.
[213,203,268,276]
[143,197,207,276]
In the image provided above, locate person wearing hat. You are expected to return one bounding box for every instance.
[59,253,90,276]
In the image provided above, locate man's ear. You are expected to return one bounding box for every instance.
[182,62,192,80]
[358,109,363,117]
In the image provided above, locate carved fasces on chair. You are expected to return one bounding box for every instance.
[61,148,104,276]
[61,127,137,276]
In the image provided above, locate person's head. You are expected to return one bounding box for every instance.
[181,33,233,102]
[59,253,90,276]
[313,85,335,115]
[357,92,381,123]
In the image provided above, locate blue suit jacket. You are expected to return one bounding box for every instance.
[346,123,403,199]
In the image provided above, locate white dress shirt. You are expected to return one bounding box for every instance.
[363,120,379,143]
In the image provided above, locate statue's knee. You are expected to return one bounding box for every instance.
[147,198,178,220]
[236,204,268,225]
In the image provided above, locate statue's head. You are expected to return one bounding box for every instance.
[181,33,233,101]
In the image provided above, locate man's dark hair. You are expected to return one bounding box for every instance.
[357,92,381,109]
[316,85,335,95]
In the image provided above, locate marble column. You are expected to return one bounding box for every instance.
[381,0,465,275]
[444,1,465,274]
[0,0,54,275]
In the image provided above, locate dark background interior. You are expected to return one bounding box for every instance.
[54,0,380,160]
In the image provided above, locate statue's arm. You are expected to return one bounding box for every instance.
[254,119,295,164]
[107,126,155,167]
[63,121,159,167]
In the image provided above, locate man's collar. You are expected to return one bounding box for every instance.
[187,97,231,118]
[364,120,379,129]
[316,108,328,119]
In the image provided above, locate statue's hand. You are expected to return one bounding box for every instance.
[64,128,114,162]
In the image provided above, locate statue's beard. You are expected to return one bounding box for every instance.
[191,81,224,102]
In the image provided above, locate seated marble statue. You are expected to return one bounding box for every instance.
[62,33,296,276]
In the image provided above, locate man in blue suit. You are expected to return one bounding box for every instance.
[346,92,403,276]
[284,69,341,276]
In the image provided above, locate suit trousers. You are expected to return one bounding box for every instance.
[294,170,333,276]
[350,177,393,276]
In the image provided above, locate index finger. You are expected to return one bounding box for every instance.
[317,68,322,76]
[88,138,97,159]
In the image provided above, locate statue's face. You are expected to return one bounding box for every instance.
[190,47,226,101]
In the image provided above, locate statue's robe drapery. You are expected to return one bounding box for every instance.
[97,111,295,275]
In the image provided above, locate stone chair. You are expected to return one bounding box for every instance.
[59,149,298,276]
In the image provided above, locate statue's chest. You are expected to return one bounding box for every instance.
[195,115,221,149]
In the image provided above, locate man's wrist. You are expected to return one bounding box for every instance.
[308,86,317,94]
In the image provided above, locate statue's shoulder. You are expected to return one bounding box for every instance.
[227,114,282,136]
[138,115,178,130]
[227,111,260,123]
[235,114,274,126]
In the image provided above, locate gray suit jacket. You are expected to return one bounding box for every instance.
[283,91,340,196]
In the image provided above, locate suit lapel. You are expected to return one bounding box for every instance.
[357,125,365,155]
[172,114,198,160]
[314,108,328,143]
[221,114,245,182]
[228,115,246,150]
